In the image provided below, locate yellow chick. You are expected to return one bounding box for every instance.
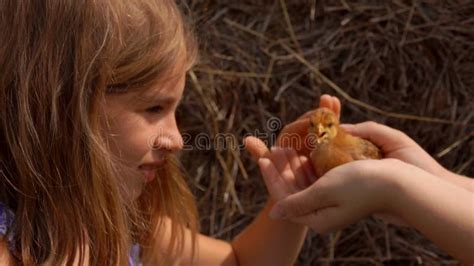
[308,107,382,178]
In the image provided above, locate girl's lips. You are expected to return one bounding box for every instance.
[139,160,165,170]
[141,169,157,182]
[138,161,165,182]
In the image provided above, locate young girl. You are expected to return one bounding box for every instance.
[245,95,474,265]
[0,1,311,265]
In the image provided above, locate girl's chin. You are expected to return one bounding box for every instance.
[126,186,144,201]
[121,169,158,201]
[120,179,146,201]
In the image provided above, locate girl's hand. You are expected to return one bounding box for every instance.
[258,147,316,200]
[244,137,315,200]
[266,159,409,234]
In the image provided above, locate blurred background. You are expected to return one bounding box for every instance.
[177,1,474,265]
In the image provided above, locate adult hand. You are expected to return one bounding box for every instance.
[340,121,449,177]
[267,159,416,233]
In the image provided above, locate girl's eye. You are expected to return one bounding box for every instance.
[146,105,164,113]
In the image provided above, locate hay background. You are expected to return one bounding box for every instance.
[178,1,474,265]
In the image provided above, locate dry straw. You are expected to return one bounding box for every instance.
[179,1,473,265]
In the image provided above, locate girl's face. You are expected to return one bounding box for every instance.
[103,71,186,200]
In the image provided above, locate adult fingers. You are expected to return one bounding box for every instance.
[293,206,361,234]
[340,121,415,152]
[373,212,410,227]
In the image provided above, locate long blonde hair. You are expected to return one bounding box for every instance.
[0,0,198,264]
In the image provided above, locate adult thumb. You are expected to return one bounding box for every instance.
[340,121,414,149]
[269,185,330,219]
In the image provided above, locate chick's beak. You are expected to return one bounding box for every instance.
[317,124,326,137]
[308,121,328,144]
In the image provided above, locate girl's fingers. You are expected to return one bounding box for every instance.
[268,147,295,185]
[283,148,307,191]
[244,136,271,161]
[319,94,333,110]
[277,120,312,157]
[331,96,341,119]
[278,119,309,142]
[295,110,314,120]
[320,94,341,119]
[285,94,341,122]
[299,156,317,185]
[258,157,290,200]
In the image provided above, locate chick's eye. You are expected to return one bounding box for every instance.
[328,122,334,127]
[146,105,164,113]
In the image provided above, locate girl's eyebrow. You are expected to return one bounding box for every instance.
[138,94,182,106]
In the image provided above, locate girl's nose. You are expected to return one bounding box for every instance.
[153,118,183,153]
[165,128,184,152]
[169,117,184,152]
